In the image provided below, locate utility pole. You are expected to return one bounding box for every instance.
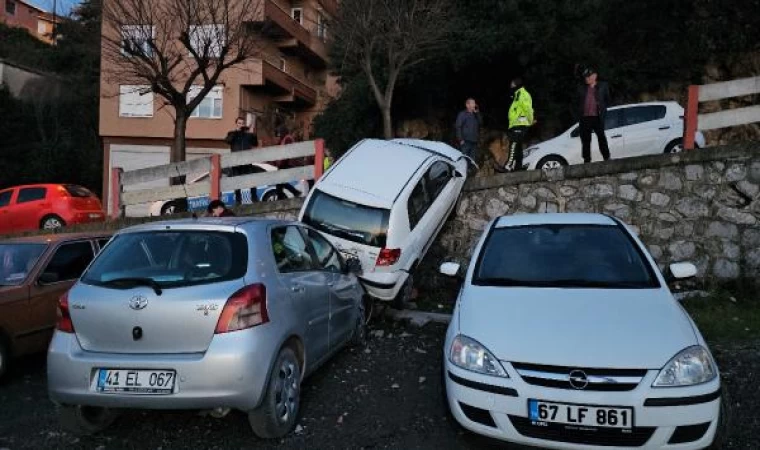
[52,0,57,44]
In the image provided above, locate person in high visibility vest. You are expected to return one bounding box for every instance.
[495,77,535,172]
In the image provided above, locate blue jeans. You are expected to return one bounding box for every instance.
[460,140,479,162]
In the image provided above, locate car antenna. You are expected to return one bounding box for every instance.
[174,165,197,219]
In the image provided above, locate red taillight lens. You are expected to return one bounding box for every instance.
[376,248,401,266]
[56,292,75,333]
[215,284,269,334]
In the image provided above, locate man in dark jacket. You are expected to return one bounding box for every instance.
[224,117,258,204]
[576,67,611,163]
[455,98,483,162]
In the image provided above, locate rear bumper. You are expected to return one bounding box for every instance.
[47,328,277,411]
[360,271,406,301]
[66,210,106,224]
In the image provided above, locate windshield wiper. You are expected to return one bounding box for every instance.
[101,277,163,296]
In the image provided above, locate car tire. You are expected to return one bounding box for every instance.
[160,199,188,216]
[40,214,66,231]
[664,138,698,154]
[350,300,367,347]
[392,272,414,310]
[248,346,301,439]
[536,155,568,171]
[261,190,284,202]
[59,405,120,435]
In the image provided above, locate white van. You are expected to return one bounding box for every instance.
[299,139,472,307]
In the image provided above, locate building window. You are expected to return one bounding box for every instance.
[121,25,155,57]
[317,11,328,40]
[188,24,226,58]
[291,8,303,25]
[189,85,223,119]
[119,85,154,118]
[38,20,47,35]
[5,0,16,15]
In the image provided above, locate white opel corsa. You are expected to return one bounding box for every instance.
[441,213,721,450]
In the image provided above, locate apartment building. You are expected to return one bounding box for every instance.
[99,0,339,213]
[1,0,58,44]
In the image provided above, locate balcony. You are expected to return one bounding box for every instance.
[241,59,317,106]
[252,0,328,68]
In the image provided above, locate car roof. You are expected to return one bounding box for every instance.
[1,231,113,244]
[495,213,618,228]
[117,217,296,234]
[319,139,443,204]
[608,101,681,111]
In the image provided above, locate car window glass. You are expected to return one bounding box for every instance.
[0,190,11,208]
[306,229,342,273]
[407,180,430,230]
[425,161,452,201]
[17,187,47,204]
[570,126,580,138]
[41,241,94,283]
[623,106,666,126]
[0,243,47,285]
[604,110,624,130]
[301,190,390,248]
[271,226,316,273]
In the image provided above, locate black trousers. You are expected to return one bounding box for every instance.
[506,126,529,171]
[580,116,610,163]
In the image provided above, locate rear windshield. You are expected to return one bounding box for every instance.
[0,243,47,286]
[82,231,248,289]
[473,224,659,289]
[302,190,390,248]
[64,185,94,197]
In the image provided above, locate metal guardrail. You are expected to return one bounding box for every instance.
[110,140,325,218]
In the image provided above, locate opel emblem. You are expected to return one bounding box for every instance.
[129,295,149,310]
[568,370,589,390]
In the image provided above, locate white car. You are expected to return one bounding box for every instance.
[299,139,473,307]
[149,163,308,216]
[523,102,707,171]
[441,213,721,450]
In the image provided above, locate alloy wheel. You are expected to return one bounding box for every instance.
[274,360,299,424]
[542,160,563,171]
[43,218,63,230]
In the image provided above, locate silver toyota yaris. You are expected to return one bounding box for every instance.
[47,218,366,438]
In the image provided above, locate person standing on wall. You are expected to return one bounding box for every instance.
[224,117,258,204]
[455,98,483,166]
[496,77,534,173]
[577,66,611,163]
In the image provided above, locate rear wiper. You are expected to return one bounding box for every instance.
[102,277,163,296]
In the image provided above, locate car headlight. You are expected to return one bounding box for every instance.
[653,346,717,387]
[523,146,539,159]
[449,335,508,378]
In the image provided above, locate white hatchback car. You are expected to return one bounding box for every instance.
[441,213,721,450]
[523,102,707,171]
[299,139,472,307]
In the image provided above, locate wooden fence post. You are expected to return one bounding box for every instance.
[110,167,123,219]
[314,139,325,180]
[684,85,700,150]
[210,153,221,200]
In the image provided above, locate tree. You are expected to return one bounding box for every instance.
[331,0,455,139]
[101,0,263,164]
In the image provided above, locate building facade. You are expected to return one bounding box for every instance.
[1,0,58,44]
[99,0,339,213]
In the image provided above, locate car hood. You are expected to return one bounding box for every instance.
[457,286,697,369]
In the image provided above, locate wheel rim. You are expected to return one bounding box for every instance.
[274,359,299,424]
[43,218,62,229]
[542,160,562,171]
[670,143,684,153]
[163,205,176,215]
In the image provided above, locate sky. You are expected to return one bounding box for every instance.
[26,0,78,15]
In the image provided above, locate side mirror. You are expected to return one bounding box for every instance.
[345,257,363,275]
[666,262,697,283]
[439,262,461,278]
[38,272,60,284]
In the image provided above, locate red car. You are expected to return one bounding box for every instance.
[0,184,106,235]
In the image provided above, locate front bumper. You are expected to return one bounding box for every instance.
[47,328,278,411]
[444,361,720,450]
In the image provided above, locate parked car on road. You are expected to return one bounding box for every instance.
[300,139,473,308]
[47,218,366,438]
[523,102,707,171]
[149,163,309,216]
[0,184,105,234]
[441,213,722,450]
[0,232,111,379]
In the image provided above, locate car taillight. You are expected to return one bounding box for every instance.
[56,292,75,333]
[376,248,401,266]
[215,284,269,334]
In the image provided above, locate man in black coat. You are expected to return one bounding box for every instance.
[576,67,611,163]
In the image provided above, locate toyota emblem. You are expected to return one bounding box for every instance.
[568,370,589,390]
[129,295,149,311]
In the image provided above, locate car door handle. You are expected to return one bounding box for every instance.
[658,126,671,130]
[610,134,622,139]
[291,285,305,293]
